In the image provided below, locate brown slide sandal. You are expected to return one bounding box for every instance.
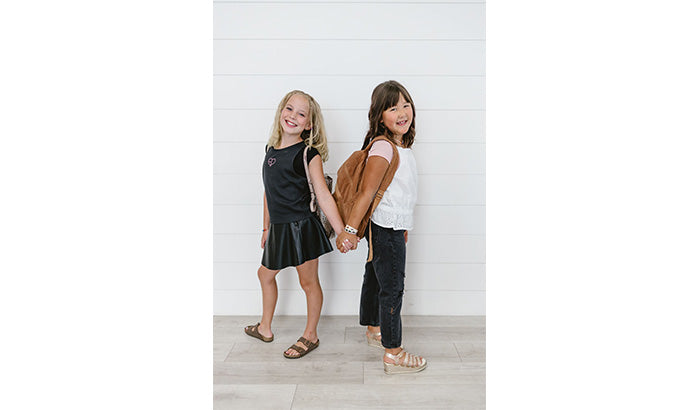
[244,322,273,343]
[283,337,319,359]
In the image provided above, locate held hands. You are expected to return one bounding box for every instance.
[336,230,360,253]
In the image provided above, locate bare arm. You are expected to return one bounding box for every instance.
[335,156,390,249]
[261,191,270,248]
[308,156,345,236]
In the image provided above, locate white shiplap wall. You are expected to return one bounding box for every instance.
[213,0,485,315]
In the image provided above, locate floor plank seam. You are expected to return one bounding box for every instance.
[223,342,235,362]
[454,342,463,362]
[289,384,298,410]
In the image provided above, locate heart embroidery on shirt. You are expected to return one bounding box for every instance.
[267,158,276,167]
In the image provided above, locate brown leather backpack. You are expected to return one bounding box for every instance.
[332,136,399,260]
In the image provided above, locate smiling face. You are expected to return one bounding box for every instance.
[279,93,312,138]
[381,93,413,142]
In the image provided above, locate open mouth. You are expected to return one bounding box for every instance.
[397,120,408,126]
[284,119,298,127]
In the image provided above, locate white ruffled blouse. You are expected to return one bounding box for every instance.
[371,146,418,230]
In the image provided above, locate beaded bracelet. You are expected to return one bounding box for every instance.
[344,225,358,235]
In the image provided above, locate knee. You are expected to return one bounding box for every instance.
[379,292,403,315]
[257,266,274,283]
[298,277,320,293]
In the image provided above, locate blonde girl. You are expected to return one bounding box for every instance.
[244,90,349,359]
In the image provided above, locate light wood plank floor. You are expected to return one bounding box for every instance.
[214,315,485,409]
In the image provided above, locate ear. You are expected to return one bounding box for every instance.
[305,123,312,130]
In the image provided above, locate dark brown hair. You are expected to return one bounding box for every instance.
[362,80,416,149]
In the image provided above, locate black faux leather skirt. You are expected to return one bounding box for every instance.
[262,215,333,270]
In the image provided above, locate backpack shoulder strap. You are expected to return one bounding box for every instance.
[368,136,400,210]
[364,137,400,261]
[302,145,317,212]
[357,137,400,237]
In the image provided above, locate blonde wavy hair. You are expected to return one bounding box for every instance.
[268,90,329,162]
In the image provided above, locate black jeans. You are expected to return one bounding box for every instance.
[359,221,406,349]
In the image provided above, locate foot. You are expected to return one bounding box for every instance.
[243,322,273,342]
[366,330,382,348]
[283,336,320,359]
[383,348,427,374]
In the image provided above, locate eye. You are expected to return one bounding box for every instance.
[299,113,305,117]
[285,106,292,111]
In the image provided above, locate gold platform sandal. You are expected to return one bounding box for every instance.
[366,330,382,348]
[383,349,427,375]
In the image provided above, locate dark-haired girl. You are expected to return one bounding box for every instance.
[336,81,427,374]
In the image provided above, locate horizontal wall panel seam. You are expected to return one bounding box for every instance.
[214,109,485,112]
[214,2,485,4]
[212,171,487,174]
[218,287,486,291]
[213,141,485,145]
[214,203,486,206]
[214,38,485,41]
[214,204,485,208]
[214,37,485,41]
[214,74,485,77]
[215,289,486,294]
[213,233,485,238]
[215,108,485,110]
[213,262,485,265]
[213,74,484,78]
[213,172,486,176]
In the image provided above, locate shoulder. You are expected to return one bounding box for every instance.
[292,144,320,175]
[303,145,320,163]
[368,139,394,162]
[371,139,393,149]
[307,145,319,157]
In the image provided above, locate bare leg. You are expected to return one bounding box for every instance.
[284,259,322,357]
[256,265,280,338]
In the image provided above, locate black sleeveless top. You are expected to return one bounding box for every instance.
[263,141,320,224]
